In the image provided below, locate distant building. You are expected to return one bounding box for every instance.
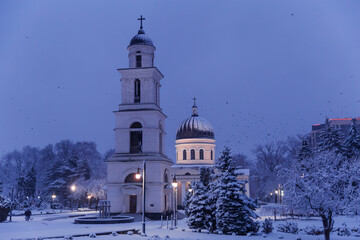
[310,118,360,147]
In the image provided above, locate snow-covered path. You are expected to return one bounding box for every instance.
[1,211,360,240]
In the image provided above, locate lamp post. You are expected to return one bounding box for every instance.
[172,175,178,227]
[274,190,278,204]
[51,194,56,210]
[135,159,146,235]
[87,195,92,209]
[70,184,76,211]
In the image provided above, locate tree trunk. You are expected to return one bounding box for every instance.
[320,212,334,240]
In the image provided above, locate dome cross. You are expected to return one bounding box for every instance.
[137,15,146,29]
[192,97,197,106]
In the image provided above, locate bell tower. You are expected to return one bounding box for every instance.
[106,16,173,217]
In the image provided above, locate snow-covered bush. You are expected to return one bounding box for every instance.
[261,218,273,234]
[0,195,11,222]
[277,221,298,234]
[149,235,161,240]
[63,236,73,240]
[351,225,360,233]
[304,225,323,235]
[336,223,351,236]
[89,233,96,238]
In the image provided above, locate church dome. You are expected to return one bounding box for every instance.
[176,103,215,140]
[129,29,154,47]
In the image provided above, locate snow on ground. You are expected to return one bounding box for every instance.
[1,210,360,240]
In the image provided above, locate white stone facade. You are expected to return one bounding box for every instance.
[106,28,173,217]
[106,25,251,216]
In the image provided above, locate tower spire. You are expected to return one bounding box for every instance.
[137,15,145,29]
[192,97,198,117]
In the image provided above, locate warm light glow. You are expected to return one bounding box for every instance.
[188,188,193,192]
[172,176,178,188]
[281,191,284,196]
[329,118,352,121]
[270,193,273,196]
[87,195,92,199]
[275,190,278,194]
[51,194,56,199]
[71,185,76,192]
[135,168,141,179]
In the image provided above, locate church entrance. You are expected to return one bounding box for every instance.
[129,195,137,213]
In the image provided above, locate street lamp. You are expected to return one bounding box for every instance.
[70,184,76,211]
[87,195,92,209]
[172,175,178,227]
[136,160,146,235]
[51,194,56,210]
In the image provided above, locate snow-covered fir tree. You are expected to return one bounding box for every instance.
[215,147,259,235]
[187,167,212,232]
[296,139,313,173]
[182,183,193,217]
[343,118,360,160]
[317,118,344,154]
[205,166,218,232]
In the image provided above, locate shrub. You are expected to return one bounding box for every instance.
[304,225,323,235]
[89,233,96,238]
[337,223,351,236]
[261,218,273,234]
[251,221,260,233]
[277,221,299,234]
[0,195,11,222]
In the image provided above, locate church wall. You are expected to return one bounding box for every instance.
[114,110,166,154]
[175,138,215,165]
[128,45,155,68]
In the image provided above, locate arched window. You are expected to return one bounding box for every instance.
[164,169,169,183]
[191,149,195,160]
[211,150,213,160]
[130,122,142,128]
[134,79,140,103]
[136,55,142,68]
[183,150,187,160]
[199,149,204,160]
[130,122,142,153]
[124,173,142,183]
[185,172,191,176]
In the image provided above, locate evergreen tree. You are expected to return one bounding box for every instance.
[23,165,36,198]
[182,183,193,217]
[215,147,259,235]
[317,118,344,154]
[343,118,360,161]
[187,181,209,232]
[187,167,212,231]
[205,167,218,233]
[296,140,313,173]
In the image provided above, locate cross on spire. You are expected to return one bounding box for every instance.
[193,97,197,106]
[137,15,145,29]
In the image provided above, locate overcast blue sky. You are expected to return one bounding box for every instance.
[1,1,360,160]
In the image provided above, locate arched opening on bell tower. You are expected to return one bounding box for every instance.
[136,51,142,68]
[134,79,140,103]
[130,122,142,153]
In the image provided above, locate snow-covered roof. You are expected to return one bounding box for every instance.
[235,168,250,175]
[171,164,214,168]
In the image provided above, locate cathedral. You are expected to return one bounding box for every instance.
[105,17,249,218]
